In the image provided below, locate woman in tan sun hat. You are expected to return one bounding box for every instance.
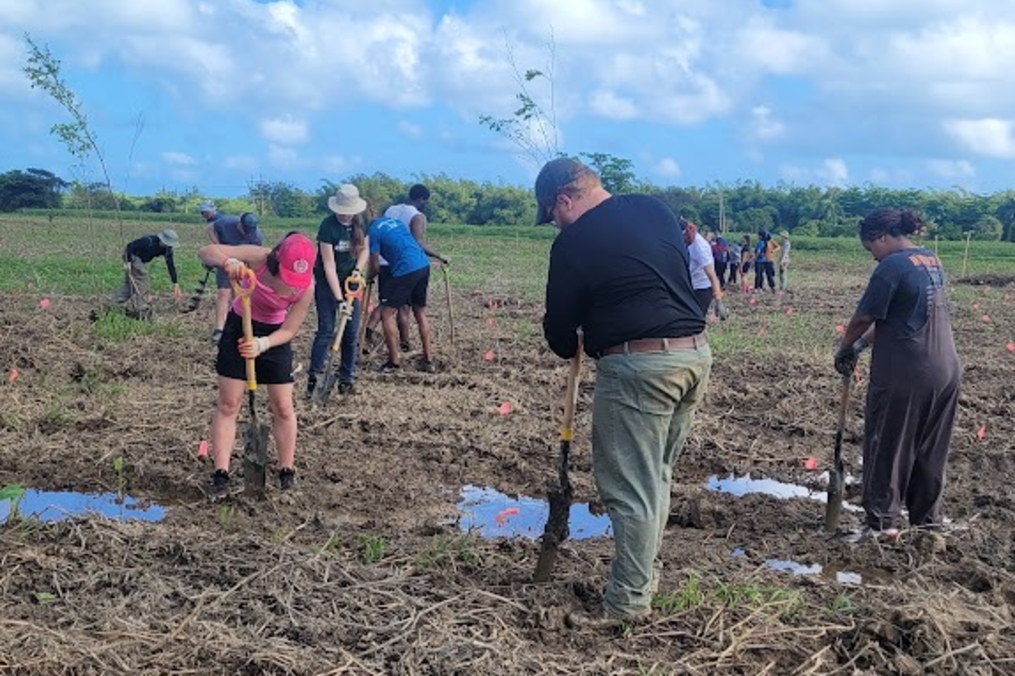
[307,184,372,397]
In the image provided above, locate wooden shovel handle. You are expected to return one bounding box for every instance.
[230,268,258,393]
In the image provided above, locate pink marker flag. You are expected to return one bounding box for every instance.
[749,297,757,305]
[835,324,846,334]
[498,401,512,415]
[7,368,18,384]
[39,298,51,310]
[1006,342,1015,353]
[197,439,209,459]
[494,507,520,526]
[973,303,980,310]
[803,457,818,471]
[982,314,991,323]
[785,307,794,316]
[487,318,494,327]
[977,424,986,441]
[483,349,495,362]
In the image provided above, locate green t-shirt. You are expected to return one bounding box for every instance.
[314,214,357,280]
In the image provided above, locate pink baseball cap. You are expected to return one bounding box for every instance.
[275,233,315,289]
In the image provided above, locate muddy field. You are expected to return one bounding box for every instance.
[1,262,1014,675]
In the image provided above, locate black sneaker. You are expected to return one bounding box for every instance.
[279,467,296,490]
[377,361,401,374]
[337,381,355,395]
[305,374,318,400]
[211,329,224,345]
[417,358,436,374]
[208,469,230,500]
[399,340,412,353]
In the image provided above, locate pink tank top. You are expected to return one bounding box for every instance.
[231,263,308,325]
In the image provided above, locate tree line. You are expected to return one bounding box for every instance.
[2,166,1015,241]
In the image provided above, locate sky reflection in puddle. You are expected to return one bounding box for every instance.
[0,489,165,522]
[457,485,611,540]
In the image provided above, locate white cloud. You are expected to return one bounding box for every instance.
[223,155,258,172]
[750,106,784,141]
[397,121,424,139]
[653,157,681,179]
[780,158,850,186]
[161,151,194,165]
[260,115,309,145]
[927,158,975,179]
[589,90,637,119]
[943,119,1015,159]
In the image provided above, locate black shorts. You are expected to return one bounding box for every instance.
[215,310,295,384]
[376,265,393,300]
[379,266,429,309]
[215,267,231,290]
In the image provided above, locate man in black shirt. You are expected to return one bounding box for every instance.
[538,158,712,627]
[114,229,182,317]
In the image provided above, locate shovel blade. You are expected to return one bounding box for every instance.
[533,481,573,582]
[824,467,845,532]
[311,371,339,405]
[242,421,269,498]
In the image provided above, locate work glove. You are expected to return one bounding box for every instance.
[714,298,730,321]
[239,336,271,359]
[834,336,869,376]
[224,258,247,280]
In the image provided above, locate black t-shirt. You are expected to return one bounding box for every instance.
[124,235,177,284]
[543,194,705,359]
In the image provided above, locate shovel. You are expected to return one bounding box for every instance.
[232,269,269,498]
[824,372,852,532]
[312,275,363,405]
[182,265,214,313]
[440,265,456,354]
[355,276,374,360]
[533,335,583,582]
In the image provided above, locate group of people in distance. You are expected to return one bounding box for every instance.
[113,161,961,630]
[536,156,960,628]
[703,229,792,296]
[113,184,447,499]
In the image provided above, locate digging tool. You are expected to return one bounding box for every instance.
[312,275,364,405]
[232,269,269,498]
[825,372,853,532]
[440,264,456,354]
[355,276,374,361]
[182,265,214,313]
[533,335,583,582]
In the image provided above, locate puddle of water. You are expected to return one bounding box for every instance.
[764,558,863,585]
[707,474,862,512]
[457,485,611,540]
[0,489,166,523]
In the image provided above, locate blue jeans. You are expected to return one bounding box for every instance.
[310,283,361,384]
[592,346,712,618]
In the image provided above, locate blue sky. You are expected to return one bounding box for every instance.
[2,0,1015,198]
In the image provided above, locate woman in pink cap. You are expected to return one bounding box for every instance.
[197,231,317,498]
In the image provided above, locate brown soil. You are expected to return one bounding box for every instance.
[1,280,1014,675]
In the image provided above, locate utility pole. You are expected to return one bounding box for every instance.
[719,192,726,235]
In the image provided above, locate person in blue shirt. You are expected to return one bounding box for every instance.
[201,201,264,343]
[367,216,447,372]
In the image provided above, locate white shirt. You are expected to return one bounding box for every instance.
[688,233,714,290]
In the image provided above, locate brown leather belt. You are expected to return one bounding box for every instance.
[598,334,707,357]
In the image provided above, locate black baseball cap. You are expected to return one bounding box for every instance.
[534,157,587,224]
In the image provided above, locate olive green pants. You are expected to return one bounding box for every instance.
[592,346,712,619]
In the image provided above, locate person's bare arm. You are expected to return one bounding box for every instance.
[319,243,343,301]
[409,213,427,244]
[197,244,269,270]
[704,263,723,299]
